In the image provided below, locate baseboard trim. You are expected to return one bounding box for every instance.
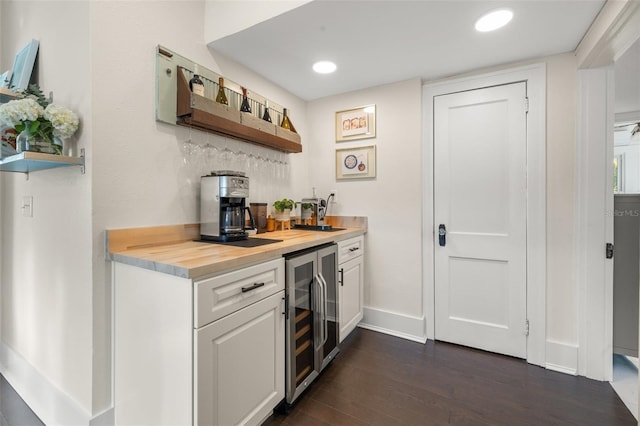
[0,341,91,425]
[359,307,426,343]
[545,340,578,376]
[90,407,114,426]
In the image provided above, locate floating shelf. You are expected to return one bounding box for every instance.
[0,87,21,103]
[0,150,85,175]
[176,70,302,153]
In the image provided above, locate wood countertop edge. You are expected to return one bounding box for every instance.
[108,227,366,280]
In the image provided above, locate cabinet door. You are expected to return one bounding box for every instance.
[339,256,364,342]
[195,291,285,426]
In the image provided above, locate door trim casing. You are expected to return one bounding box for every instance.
[422,63,547,366]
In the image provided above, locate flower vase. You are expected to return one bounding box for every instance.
[15,129,61,155]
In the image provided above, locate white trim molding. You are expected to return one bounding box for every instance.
[0,340,92,425]
[359,307,426,343]
[422,63,547,368]
[575,0,640,69]
[575,67,615,381]
[546,340,579,376]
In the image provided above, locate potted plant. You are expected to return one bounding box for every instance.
[273,198,296,221]
[300,203,314,220]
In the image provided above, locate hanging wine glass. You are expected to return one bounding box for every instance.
[220,137,233,168]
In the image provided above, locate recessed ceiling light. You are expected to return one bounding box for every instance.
[313,61,337,74]
[475,9,513,32]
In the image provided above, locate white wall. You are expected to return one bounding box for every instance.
[307,79,424,334]
[304,54,579,350]
[2,0,312,422]
[0,0,93,420]
[204,0,312,43]
[427,53,579,348]
[90,0,311,415]
[0,1,595,421]
[545,53,578,346]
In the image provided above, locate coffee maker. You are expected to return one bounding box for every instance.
[200,171,255,241]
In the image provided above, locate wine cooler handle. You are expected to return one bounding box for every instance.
[339,268,344,286]
[313,275,322,350]
[318,273,329,347]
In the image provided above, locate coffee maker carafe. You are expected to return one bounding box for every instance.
[200,171,255,241]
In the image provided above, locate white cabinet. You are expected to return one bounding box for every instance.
[338,236,364,342]
[195,291,284,426]
[114,258,285,426]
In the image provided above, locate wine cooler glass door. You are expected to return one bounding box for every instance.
[317,245,339,371]
[285,252,319,404]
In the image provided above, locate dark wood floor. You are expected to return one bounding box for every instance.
[265,329,636,426]
[0,375,44,426]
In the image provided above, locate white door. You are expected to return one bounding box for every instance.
[434,82,527,358]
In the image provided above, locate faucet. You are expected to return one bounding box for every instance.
[301,190,334,227]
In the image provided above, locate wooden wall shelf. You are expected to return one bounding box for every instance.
[0,87,21,103]
[176,70,302,153]
[0,150,85,176]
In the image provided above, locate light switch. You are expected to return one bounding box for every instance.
[22,196,33,217]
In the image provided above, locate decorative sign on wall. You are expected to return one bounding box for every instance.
[335,145,376,180]
[335,105,376,142]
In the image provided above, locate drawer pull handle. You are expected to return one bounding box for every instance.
[349,247,359,252]
[241,282,265,293]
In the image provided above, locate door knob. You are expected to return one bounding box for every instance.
[439,224,446,247]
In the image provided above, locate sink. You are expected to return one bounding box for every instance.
[293,224,345,232]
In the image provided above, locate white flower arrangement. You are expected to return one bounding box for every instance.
[0,98,43,127]
[44,104,79,139]
[0,85,80,155]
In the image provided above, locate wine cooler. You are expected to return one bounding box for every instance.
[284,243,339,405]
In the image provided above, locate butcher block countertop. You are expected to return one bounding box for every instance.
[106,216,367,280]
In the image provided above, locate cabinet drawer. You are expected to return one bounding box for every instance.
[338,236,364,264]
[194,258,284,328]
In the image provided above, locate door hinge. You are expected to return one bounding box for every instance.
[606,243,614,259]
[524,97,529,114]
[525,319,530,336]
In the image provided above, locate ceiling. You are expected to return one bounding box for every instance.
[210,0,606,101]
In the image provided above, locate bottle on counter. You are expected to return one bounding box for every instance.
[280,108,297,133]
[240,87,251,113]
[262,99,272,123]
[215,77,229,105]
[189,65,205,97]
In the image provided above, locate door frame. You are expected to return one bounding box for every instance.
[574,0,640,381]
[422,63,547,366]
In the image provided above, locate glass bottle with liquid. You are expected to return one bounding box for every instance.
[216,77,229,105]
[189,65,205,97]
[240,87,251,113]
[262,100,272,123]
[281,108,296,133]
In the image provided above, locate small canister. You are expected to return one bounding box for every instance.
[250,202,267,233]
[266,216,275,232]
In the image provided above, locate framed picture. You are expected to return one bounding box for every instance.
[336,145,376,180]
[9,39,39,91]
[0,70,12,88]
[335,104,376,142]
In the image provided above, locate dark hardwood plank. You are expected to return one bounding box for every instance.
[264,329,636,426]
[0,375,44,426]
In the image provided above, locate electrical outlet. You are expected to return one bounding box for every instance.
[22,196,33,217]
[330,190,337,203]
